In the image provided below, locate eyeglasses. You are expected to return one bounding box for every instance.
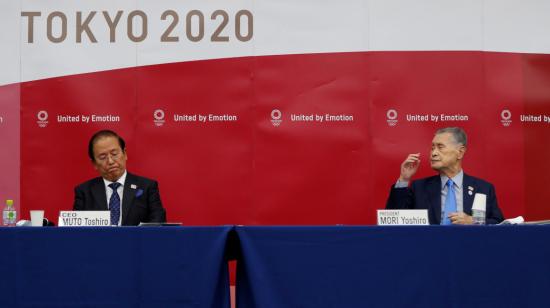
[95,150,123,164]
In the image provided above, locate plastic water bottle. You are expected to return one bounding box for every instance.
[472,193,487,225]
[2,199,17,226]
[472,209,486,225]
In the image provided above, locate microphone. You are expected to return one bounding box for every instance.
[42,218,55,227]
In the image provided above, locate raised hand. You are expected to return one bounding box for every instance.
[399,153,421,181]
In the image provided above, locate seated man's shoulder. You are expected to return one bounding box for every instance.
[465,174,494,188]
[411,175,440,187]
[126,173,158,186]
[75,176,103,190]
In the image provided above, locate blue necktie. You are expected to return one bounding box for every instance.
[442,179,457,225]
[108,182,121,226]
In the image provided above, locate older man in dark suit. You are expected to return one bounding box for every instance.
[73,130,166,226]
[386,127,504,225]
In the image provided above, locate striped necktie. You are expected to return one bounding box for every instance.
[108,182,121,226]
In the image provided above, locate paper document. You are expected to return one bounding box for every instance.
[498,216,524,225]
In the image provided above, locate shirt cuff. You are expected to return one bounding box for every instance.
[395,180,409,188]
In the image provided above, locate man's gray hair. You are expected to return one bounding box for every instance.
[435,127,467,146]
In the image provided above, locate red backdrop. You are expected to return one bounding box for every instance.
[13,51,550,225]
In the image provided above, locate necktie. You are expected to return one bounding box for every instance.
[108,182,121,226]
[442,179,457,225]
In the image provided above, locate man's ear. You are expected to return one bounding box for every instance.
[457,145,466,160]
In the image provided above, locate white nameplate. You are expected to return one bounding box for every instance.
[377,210,429,225]
[58,211,111,227]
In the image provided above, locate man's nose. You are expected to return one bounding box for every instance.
[107,155,115,164]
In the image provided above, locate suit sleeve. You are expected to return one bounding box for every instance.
[146,180,167,223]
[485,183,504,224]
[73,186,85,211]
[386,184,415,209]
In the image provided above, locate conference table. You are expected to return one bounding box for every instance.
[2,225,550,308]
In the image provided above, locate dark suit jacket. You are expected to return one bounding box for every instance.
[73,172,166,226]
[386,173,504,225]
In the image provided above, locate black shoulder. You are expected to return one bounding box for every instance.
[411,175,440,188]
[75,177,103,190]
[126,172,157,186]
[464,174,494,189]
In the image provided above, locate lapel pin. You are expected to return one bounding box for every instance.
[131,184,137,189]
[468,186,474,191]
[468,190,473,196]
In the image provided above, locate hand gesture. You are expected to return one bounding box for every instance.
[400,153,420,181]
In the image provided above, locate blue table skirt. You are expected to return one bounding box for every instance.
[236,226,550,308]
[0,227,232,308]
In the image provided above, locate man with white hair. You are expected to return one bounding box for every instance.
[386,127,504,225]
